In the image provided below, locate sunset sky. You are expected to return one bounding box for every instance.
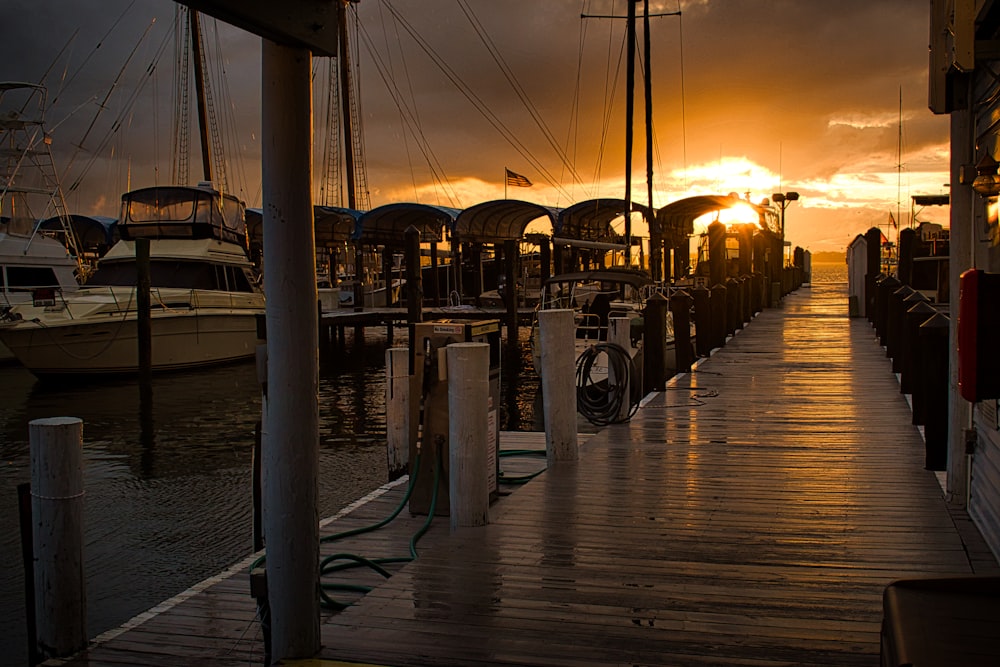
[1,0,951,254]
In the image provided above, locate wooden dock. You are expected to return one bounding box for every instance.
[48,282,998,666]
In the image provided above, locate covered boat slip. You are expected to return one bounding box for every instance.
[51,283,998,666]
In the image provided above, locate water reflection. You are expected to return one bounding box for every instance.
[0,326,542,665]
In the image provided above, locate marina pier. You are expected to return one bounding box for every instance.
[45,282,999,666]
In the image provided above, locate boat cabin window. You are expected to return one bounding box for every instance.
[87,260,257,292]
[2,266,62,291]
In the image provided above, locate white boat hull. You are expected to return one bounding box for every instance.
[0,309,262,375]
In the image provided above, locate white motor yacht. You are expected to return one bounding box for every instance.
[0,184,265,376]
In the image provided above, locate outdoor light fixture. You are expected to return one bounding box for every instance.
[972,152,1000,197]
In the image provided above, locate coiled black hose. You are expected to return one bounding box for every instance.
[575,343,639,426]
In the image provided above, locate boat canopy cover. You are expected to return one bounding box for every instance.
[542,268,652,289]
[556,198,651,242]
[38,214,118,254]
[119,185,247,246]
[453,199,559,243]
[245,205,362,251]
[655,194,762,239]
[357,203,460,245]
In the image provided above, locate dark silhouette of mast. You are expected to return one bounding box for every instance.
[189,11,213,183]
[624,0,636,266]
[338,0,357,209]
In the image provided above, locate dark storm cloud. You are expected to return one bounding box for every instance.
[3,0,948,249]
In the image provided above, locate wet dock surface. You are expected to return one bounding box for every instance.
[52,282,998,666]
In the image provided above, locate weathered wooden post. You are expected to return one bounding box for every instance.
[886,284,914,366]
[669,289,694,374]
[709,283,727,351]
[30,417,86,660]
[136,236,152,386]
[740,276,751,324]
[725,277,740,335]
[385,347,410,481]
[919,312,949,470]
[864,227,882,321]
[707,221,726,288]
[538,309,578,462]
[503,239,519,347]
[897,227,916,286]
[643,291,669,392]
[608,317,632,422]
[447,342,490,530]
[901,300,936,396]
[405,225,423,325]
[893,289,924,373]
[875,275,900,348]
[692,286,712,358]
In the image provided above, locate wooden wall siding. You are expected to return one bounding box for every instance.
[50,282,997,667]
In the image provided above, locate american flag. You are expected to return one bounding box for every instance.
[505,168,532,188]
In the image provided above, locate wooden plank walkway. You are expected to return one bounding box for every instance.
[49,282,998,666]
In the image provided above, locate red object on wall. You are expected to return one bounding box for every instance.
[959,269,980,402]
[958,268,1000,402]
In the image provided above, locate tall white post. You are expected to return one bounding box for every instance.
[608,317,632,422]
[261,39,320,659]
[538,309,578,462]
[385,347,410,479]
[448,342,491,530]
[30,417,86,659]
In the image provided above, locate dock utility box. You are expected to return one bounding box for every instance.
[409,319,501,516]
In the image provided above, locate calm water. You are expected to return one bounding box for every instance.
[0,326,540,666]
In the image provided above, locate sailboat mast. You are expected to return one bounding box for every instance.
[338,0,357,210]
[643,0,658,281]
[624,0,637,266]
[189,10,213,184]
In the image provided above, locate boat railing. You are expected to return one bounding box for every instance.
[576,312,604,341]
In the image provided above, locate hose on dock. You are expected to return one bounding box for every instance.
[318,449,441,610]
[575,343,640,426]
[498,448,547,485]
[249,449,442,611]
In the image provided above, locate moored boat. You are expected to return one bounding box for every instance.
[531,267,652,377]
[0,184,264,376]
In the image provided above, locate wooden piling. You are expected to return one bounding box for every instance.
[29,417,86,660]
[919,312,950,470]
[692,286,712,358]
[670,289,694,374]
[447,342,491,530]
[643,292,669,391]
[608,317,632,422]
[386,347,410,481]
[538,309,578,462]
[136,236,152,387]
[405,225,423,325]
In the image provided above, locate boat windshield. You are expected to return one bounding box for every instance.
[119,187,247,246]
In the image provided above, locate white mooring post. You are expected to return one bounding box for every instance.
[29,416,87,659]
[261,38,320,660]
[608,316,632,423]
[447,342,491,530]
[538,309,578,462]
[385,347,410,480]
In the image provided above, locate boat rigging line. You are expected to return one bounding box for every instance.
[374,0,579,203]
[457,0,586,188]
[353,20,463,207]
